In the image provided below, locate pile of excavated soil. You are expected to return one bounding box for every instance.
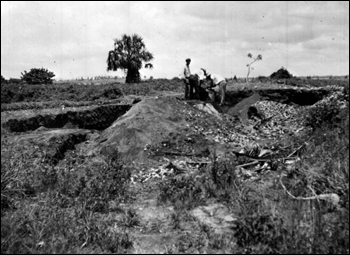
[88,91,318,168]
[88,96,242,167]
[91,97,194,165]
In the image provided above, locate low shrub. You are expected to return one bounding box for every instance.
[21,68,55,85]
[270,67,293,80]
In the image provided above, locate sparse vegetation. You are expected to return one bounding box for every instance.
[246,53,262,83]
[1,79,183,110]
[1,76,348,254]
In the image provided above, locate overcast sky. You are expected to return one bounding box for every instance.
[1,1,349,80]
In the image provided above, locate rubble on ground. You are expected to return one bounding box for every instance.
[305,90,348,111]
[126,89,347,184]
[193,103,222,119]
[130,158,202,184]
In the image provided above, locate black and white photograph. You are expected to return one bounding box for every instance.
[1,1,349,254]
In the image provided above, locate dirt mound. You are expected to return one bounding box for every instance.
[94,97,193,165]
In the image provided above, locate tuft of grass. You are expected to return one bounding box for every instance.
[120,208,140,228]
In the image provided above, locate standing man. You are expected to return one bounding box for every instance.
[183,58,192,99]
[183,58,202,99]
[201,69,227,106]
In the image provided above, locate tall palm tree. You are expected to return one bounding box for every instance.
[107,34,154,83]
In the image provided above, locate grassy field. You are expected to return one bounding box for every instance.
[1,78,184,111]
[2,76,348,111]
[1,77,349,253]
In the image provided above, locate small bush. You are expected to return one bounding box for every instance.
[21,68,55,85]
[270,67,293,80]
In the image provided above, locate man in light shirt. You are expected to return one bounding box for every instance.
[183,58,202,100]
[183,58,193,99]
[201,69,227,106]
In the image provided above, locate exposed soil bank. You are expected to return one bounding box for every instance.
[2,88,333,133]
[2,104,131,132]
[8,128,93,165]
[224,88,332,107]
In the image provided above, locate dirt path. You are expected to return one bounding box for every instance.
[125,179,177,254]
[120,166,239,254]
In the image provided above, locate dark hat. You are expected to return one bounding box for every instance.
[186,58,191,62]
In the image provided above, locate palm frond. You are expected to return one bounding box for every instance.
[107,50,118,71]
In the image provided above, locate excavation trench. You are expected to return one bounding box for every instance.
[224,88,332,107]
[1,88,336,167]
[93,88,335,166]
[2,88,332,134]
[2,104,132,133]
[185,87,334,122]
